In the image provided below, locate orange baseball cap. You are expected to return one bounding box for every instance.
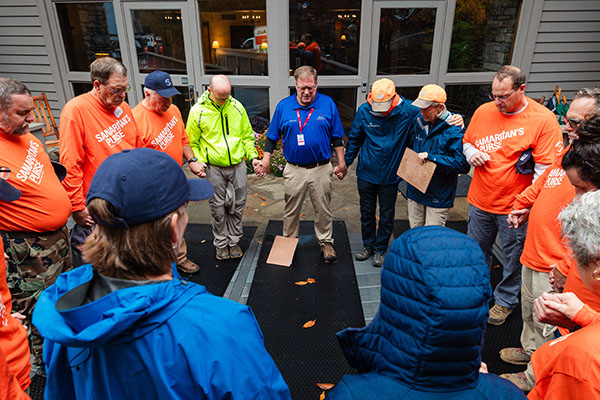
[412,84,447,109]
[370,78,396,112]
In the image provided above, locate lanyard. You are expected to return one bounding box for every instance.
[296,108,314,134]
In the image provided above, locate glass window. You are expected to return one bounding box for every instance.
[131,10,186,74]
[377,8,436,75]
[72,82,93,96]
[169,86,194,124]
[395,87,421,102]
[198,1,267,76]
[445,84,490,123]
[56,2,120,71]
[289,1,361,76]
[231,87,269,119]
[448,0,522,72]
[289,87,357,133]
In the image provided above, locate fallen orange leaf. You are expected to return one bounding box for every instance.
[303,320,316,328]
[300,213,305,217]
[253,193,258,196]
[306,278,316,283]
[344,207,349,210]
[295,281,308,285]
[260,196,266,201]
[320,391,325,400]
[261,202,267,206]
[201,239,206,243]
[492,264,501,269]
[317,383,334,390]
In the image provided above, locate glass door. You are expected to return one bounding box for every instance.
[123,2,201,122]
[370,0,447,99]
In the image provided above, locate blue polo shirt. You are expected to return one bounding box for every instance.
[267,92,344,164]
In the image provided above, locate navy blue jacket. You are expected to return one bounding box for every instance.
[407,114,470,208]
[345,97,420,185]
[327,226,526,400]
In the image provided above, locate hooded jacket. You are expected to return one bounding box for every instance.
[407,113,470,208]
[186,91,258,167]
[327,226,526,400]
[345,96,420,186]
[32,264,291,400]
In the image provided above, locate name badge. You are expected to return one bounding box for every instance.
[297,134,305,146]
[114,107,123,118]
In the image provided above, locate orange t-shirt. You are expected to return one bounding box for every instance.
[0,346,29,400]
[132,103,190,166]
[0,133,71,232]
[514,148,575,272]
[0,238,31,392]
[464,99,562,213]
[59,92,141,211]
[529,314,600,400]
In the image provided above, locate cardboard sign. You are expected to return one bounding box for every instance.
[266,235,299,267]
[397,148,436,194]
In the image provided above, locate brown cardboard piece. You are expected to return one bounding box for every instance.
[397,148,437,193]
[266,235,299,267]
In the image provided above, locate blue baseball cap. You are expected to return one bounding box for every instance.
[144,70,181,98]
[87,148,213,228]
[0,179,21,202]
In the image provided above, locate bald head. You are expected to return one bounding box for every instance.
[209,75,231,106]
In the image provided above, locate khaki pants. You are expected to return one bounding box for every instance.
[407,199,450,228]
[205,162,247,249]
[521,265,556,385]
[283,162,334,244]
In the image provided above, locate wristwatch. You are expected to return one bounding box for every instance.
[188,157,198,163]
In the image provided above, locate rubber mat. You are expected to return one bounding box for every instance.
[394,219,525,375]
[248,220,365,399]
[398,173,472,198]
[29,374,46,400]
[393,219,467,238]
[180,224,256,296]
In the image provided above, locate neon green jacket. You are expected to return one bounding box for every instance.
[186,91,257,167]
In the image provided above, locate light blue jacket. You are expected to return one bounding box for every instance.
[33,264,291,400]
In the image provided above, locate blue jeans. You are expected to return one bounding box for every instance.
[357,178,397,255]
[468,205,526,308]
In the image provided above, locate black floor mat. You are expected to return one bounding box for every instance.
[248,220,365,399]
[180,224,256,296]
[398,174,472,198]
[393,219,468,238]
[29,374,46,400]
[394,219,525,375]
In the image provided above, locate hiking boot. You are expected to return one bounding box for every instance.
[488,304,513,325]
[177,259,200,274]
[321,243,337,263]
[499,347,531,365]
[355,247,373,261]
[499,372,533,392]
[216,247,230,261]
[372,253,384,268]
[229,244,243,259]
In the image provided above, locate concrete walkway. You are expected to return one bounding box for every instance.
[185,162,471,322]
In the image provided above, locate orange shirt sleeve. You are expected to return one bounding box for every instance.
[529,373,600,400]
[59,102,88,211]
[531,109,564,165]
[513,163,550,210]
[573,304,600,328]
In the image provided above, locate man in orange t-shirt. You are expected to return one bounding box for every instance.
[133,70,204,273]
[0,77,72,377]
[0,180,32,398]
[463,65,562,326]
[499,90,600,391]
[60,57,141,254]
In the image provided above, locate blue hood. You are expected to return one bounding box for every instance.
[33,263,204,348]
[337,226,491,391]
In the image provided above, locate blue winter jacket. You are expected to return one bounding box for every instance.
[327,226,526,400]
[345,97,420,185]
[407,114,470,208]
[32,264,291,400]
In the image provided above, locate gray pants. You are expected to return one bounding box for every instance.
[205,162,247,249]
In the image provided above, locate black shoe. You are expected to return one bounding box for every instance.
[355,247,373,261]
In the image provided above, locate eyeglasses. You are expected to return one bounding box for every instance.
[297,86,316,92]
[565,117,582,129]
[488,90,515,101]
[0,167,10,180]
[105,84,131,95]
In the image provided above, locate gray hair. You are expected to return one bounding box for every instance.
[90,57,127,84]
[559,190,600,267]
[573,87,600,117]
[143,87,156,97]
[0,77,30,111]
[293,66,318,83]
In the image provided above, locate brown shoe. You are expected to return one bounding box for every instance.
[229,244,243,259]
[488,304,513,325]
[499,372,533,392]
[499,347,531,365]
[320,243,337,263]
[216,247,230,261]
[177,259,200,274]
